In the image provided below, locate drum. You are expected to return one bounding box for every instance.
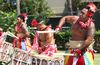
[0,41,14,63]
[12,48,32,65]
[0,32,16,64]
[32,54,64,65]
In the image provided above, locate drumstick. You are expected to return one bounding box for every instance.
[34,53,74,58]
[54,53,74,56]
[37,30,57,33]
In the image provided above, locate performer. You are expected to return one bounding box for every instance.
[55,2,97,65]
[31,19,57,56]
[14,15,30,51]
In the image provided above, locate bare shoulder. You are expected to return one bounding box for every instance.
[64,16,79,24]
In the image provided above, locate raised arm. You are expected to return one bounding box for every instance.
[55,16,78,31]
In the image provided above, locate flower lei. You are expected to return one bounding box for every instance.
[78,18,93,29]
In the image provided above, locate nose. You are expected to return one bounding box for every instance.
[79,12,83,16]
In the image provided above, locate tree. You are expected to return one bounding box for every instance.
[20,0,53,22]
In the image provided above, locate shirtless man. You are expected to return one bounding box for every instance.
[31,20,57,56]
[55,2,96,65]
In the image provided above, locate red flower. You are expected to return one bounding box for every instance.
[31,19,38,27]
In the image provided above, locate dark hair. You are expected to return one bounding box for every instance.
[18,15,25,22]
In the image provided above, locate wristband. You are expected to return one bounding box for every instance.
[56,25,62,30]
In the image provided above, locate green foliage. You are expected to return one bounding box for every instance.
[55,28,71,50]
[21,0,54,22]
[0,10,17,32]
[0,0,3,3]
[94,30,100,53]
[94,54,100,65]
[77,2,87,10]
[0,0,54,32]
[28,26,35,38]
[95,30,100,35]
[0,2,15,12]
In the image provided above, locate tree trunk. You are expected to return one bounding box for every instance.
[16,0,20,15]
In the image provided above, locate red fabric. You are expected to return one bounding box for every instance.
[68,51,74,65]
[40,44,57,56]
[13,37,22,48]
[76,56,85,65]
[74,49,82,56]
[68,56,73,65]
[67,52,85,65]
[15,24,21,32]
[67,49,85,65]
[13,38,17,48]
[0,32,3,36]
[32,31,39,50]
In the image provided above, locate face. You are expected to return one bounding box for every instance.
[79,8,88,19]
[17,17,23,23]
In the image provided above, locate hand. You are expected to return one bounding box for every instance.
[55,28,60,31]
[55,26,62,31]
[74,49,82,57]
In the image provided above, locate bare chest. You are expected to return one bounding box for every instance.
[71,23,88,40]
[39,33,46,42]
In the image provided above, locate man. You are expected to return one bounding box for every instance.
[31,19,57,56]
[55,2,96,65]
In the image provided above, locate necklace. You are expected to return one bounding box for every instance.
[78,18,93,29]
